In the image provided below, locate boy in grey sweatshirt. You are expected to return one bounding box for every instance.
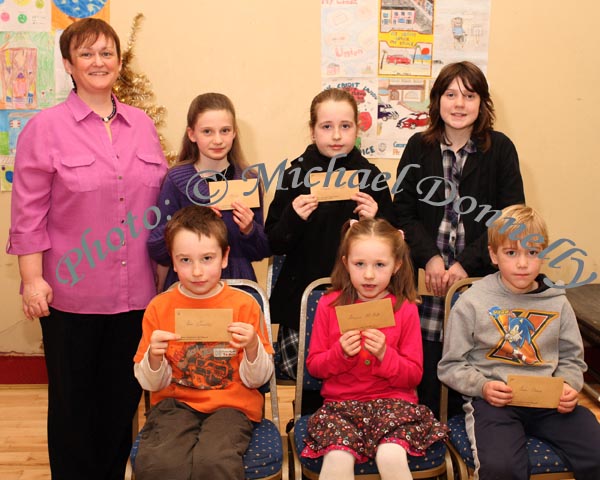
[438,205,600,480]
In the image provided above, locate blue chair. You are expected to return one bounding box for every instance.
[287,277,453,480]
[130,279,283,480]
[440,278,573,480]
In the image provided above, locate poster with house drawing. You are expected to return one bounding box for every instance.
[0,32,55,110]
[378,0,434,77]
[321,0,490,158]
[321,0,378,78]
[377,77,432,157]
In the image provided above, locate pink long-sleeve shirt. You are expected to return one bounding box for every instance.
[7,91,167,314]
[306,291,423,404]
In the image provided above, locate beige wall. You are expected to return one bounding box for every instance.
[1,0,598,354]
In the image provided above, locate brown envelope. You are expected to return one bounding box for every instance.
[417,268,436,296]
[174,308,233,342]
[310,171,360,202]
[209,180,260,210]
[335,298,395,333]
[507,375,564,408]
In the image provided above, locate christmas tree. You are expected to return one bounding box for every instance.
[113,13,177,164]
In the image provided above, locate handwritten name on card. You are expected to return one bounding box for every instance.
[507,375,564,408]
[175,309,233,342]
[310,171,360,202]
[335,298,395,333]
[209,180,260,210]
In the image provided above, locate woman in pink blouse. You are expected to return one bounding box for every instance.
[7,19,167,480]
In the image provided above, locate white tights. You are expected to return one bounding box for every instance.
[319,443,411,480]
[375,443,412,480]
[319,450,355,480]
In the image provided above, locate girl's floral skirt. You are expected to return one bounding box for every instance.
[301,398,449,463]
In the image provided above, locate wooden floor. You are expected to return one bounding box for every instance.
[0,384,598,480]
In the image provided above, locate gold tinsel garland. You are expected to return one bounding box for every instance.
[113,13,178,164]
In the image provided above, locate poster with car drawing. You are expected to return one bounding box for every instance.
[378,0,434,78]
[321,0,491,159]
[377,77,432,158]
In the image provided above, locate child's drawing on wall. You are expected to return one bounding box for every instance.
[452,17,467,49]
[0,43,37,109]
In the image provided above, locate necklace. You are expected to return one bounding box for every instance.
[195,163,231,179]
[101,96,117,123]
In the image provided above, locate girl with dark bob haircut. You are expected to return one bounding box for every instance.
[423,61,495,152]
[392,61,525,417]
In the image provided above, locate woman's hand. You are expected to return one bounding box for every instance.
[149,330,181,370]
[482,380,513,407]
[352,192,378,219]
[231,201,255,235]
[292,194,319,220]
[22,278,53,320]
[19,254,53,320]
[362,329,387,362]
[339,330,362,357]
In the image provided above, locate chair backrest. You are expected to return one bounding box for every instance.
[439,277,480,423]
[266,255,286,299]
[225,278,279,427]
[293,277,332,423]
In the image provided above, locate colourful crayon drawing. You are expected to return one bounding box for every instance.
[0,109,38,155]
[0,155,14,192]
[0,0,51,32]
[51,0,110,30]
[378,0,434,77]
[0,43,37,109]
[0,32,54,110]
[52,0,108,19]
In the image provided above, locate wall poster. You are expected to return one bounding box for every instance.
[321,0,491,159]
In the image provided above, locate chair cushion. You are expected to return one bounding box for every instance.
[131,418,282,480]
[244,419,283,479]
[447,414,571,474]
[293,414,447,474]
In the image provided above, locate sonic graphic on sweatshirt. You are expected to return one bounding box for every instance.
[487,306,558,365]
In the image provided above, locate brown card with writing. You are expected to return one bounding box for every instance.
[335,298,395,333]
[507,375,564,408]
[209,180,260,210]
[310,171,360,202]
[174,309,232,342]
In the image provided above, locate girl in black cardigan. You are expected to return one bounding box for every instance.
[266,88,393,385]
[392,61,525,416]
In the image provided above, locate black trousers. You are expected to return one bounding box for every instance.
[471,399,600,480]
[41,308,143,480]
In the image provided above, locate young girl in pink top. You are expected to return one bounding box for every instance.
[302,218,448,480]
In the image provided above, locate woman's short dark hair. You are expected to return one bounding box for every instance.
[59,18,121,62]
